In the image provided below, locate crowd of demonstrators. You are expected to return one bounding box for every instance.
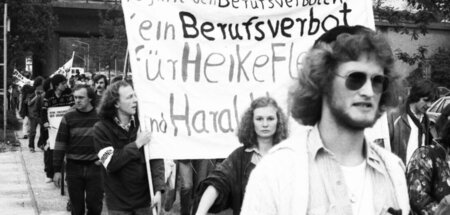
[10,25,450,215]
[94,80,165,214]
[68,72,92,88]
[195,97,288,215]
[41,74,75,183]
[406,104,450,214]
[388,80,439,164]
[241,26,409,214]
[52,84,103,215]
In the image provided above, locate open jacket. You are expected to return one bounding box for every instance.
[388,106,433,164]
[241,125,410,215]
[196,146,254,215]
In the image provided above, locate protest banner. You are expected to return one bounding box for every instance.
[13,69,33,87]
[47,106,71,149]
[122,0,376,159]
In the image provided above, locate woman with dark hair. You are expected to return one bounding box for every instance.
[407,110,450,215]
[195,96,288,215]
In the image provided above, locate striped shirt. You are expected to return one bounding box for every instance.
[53,108,99,172]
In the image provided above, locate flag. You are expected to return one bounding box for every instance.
[62,52,74,71]
[51,52,74,78]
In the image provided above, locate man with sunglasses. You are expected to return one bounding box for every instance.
[241,25,409,214]
[388,80,439,165]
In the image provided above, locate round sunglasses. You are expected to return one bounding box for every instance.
[335,72,388,93]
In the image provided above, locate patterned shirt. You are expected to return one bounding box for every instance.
[406,141,450,215]
[307,126,401,214]
[42,89,74,124]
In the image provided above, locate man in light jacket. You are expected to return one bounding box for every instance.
[241,25,410,215]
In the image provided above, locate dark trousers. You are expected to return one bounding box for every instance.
[108,207,153,215]
[28,117,39,149]
[178,159,215,215]
[44,149,54,178]
[37,126,48,148]
[66,160,104,215]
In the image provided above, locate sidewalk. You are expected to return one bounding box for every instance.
[0,129,70,215]
[1,123,230,215]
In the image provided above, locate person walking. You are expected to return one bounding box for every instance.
[195,96,288,215]
[388,80,439,164]
[93,74,108,107]
[27,76,45,153]
[241,25,410,215]
[41,74,74,183]
[406,105,450,215]
[53,84,103,215]
[94,80,165,214]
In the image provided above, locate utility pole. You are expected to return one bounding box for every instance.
[2,3,8,145]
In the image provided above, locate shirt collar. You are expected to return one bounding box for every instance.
[307,124,386,175]
[114,115,135,132]
[244,146,262,155]
[245,146,264,165]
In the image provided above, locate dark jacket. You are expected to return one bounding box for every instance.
[196,146,255,215]
[27,93,42,119]
[93,117,165,211]
[388,105,433,164]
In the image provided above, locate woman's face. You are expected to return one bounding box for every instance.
[253,105,278,140]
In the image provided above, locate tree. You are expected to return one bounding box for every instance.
[374,0,450,88]
[430,48,450,89]
[95,5,127,77]
[407,0,450,21]
[3,1,58,79]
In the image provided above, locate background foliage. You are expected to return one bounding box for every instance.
[374,0,450,88]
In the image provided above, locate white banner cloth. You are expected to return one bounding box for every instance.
[47,106,71,150]
[122,0,376,159]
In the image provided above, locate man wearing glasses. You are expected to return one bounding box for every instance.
[388,80,439,165]
[241,26,410,214]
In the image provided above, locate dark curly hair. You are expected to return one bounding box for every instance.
[290,25,400,125]
[97,80,132,119]
[237,96,288,148]
[406,80,439,105]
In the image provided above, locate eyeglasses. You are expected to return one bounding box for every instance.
[335,72,388,94]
